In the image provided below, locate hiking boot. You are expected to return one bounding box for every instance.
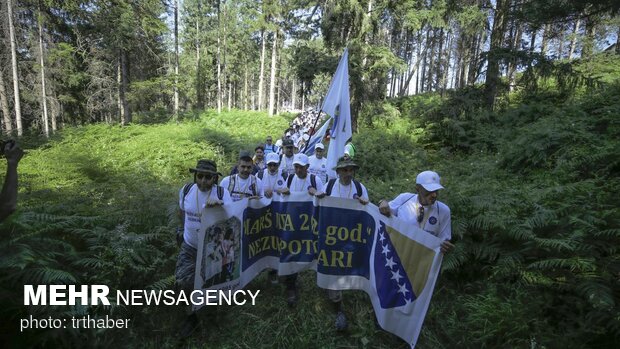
[178,313,199,338]
[335,311,348,331]
[286,288,297,307]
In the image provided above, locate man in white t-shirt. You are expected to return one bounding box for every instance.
[258,152,287,198]
[278,139,296,176]
[264,135,279,155]
[176,159,232,338]
[220,151,264,202]
[378,170,454,254]
[308,142,328,183]
[278,153,325,306]
[322,156,370,330]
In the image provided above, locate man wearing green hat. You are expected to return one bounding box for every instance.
[176,159,232,338]
[322,156,370,331]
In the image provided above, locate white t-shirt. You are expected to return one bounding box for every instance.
[326,179,369,200]
[260,168,286,192]
[308,155,328,183]
[220,174,264,202]
[287,174,324,193]
[388,193,451,241]
[179,184,232,248]
[279,155,295,176]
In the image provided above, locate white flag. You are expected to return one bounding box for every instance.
[322,49,352,180]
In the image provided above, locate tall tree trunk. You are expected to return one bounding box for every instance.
[0,68,11,134]
[442,30,453,92]
[119,50,131,125]
[50,92,57,131]
[216,0,222,113]
[508,14,523,91]
[540,23,550,56]
[117,61,122,123]
[258,30,266,110]
[582,15,596,58]
[173,0,179,119]
[568,18,581,60]
[426,29,436,91]
[616,25,620,55]
[6,0,22,135]
[268,30,278,116]
[227,82,232,111]
[301,81,305,111]
[244,62,248,110]
[436,27,444,93]
[420,28,430,93]
[195,1,203,109]
[484,0,507,109]
[38,6,49,137]
[291,80,296,111]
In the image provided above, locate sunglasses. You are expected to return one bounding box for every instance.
[196,173,214,180]
[268,163,279,167]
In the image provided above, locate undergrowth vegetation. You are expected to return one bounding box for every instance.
[1,56,619,348]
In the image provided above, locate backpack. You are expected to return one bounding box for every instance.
[287,174,317,190]
[228,174,257,197]
[181,183,224,210]
[325,179,363,198]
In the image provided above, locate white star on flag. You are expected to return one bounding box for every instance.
[391,270,403,283]
[398,283,409,297]
[385,257,396,269]
[382,244,391,256]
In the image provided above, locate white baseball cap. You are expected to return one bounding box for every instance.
[315,143,324,150]
[266,152,280,165]
[416,170,444,191]
[293,153,309,166]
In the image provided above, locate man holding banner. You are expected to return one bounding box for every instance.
[322,156,370,330]
[176,159,232,338]
[278,153,325,306]
[378,170,455,254]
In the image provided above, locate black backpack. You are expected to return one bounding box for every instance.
[325,178,363,198]
[287,173,317,190]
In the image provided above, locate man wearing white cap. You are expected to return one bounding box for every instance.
[378,170,454,254]
[308,142,328,183]
[258,152,287,198]
[277,153,325,306]
[278,153,325,197]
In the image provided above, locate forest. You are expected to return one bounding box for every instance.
[1,0,619,348]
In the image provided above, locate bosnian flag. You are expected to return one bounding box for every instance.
[322,48,352,180]
[303,118,330,156]
[370,220,444,348]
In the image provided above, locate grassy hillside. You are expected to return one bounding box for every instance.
[1,56,619,348]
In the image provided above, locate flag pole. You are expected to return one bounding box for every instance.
[301,98,324,154]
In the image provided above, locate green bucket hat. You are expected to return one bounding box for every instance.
[333,156,360,170]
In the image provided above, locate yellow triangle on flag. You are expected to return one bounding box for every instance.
[386,226,435,297]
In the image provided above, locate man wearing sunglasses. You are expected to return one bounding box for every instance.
[176,159,232,338]
[378,170,454,254]
[264,136,279,155]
